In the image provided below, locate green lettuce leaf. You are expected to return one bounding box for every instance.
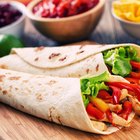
[80,72,109,107]
[103,46,140,77]
[112,56,132,77]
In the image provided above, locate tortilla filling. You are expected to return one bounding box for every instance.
[103,46,140,85]
[80,72,138,126]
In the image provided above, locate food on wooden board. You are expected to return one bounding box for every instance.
[0,69,135,134]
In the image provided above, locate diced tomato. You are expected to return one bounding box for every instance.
[33,0,99,18]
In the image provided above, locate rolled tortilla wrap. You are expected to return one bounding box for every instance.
[0,43,140,115]
[0,69,134,134]
[0,43,139,77]
[0,53,108,77]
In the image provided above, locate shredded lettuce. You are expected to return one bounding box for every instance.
[103,46,140,77]
[80,72,109,107]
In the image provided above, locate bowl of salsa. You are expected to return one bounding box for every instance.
[26,0,105,43]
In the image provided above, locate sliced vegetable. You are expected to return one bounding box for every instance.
[106,82,140,101]
[86,103,105,120]
[106,109,113,123]
[130,71,140,79]
[97,90,112,103]
[118,101,132,120]
[125,77,140,85]
[130,61,140,69]
[89,97,109,112]
[109,86,121,104]
[89,97,113,123]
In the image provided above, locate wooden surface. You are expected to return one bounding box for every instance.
[0,103,140,140]
[1,0,140,140]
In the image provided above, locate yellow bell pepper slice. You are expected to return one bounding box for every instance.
[89,97,109,113]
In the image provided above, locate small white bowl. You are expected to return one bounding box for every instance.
[112,8,140,39]
[0,1,26,38]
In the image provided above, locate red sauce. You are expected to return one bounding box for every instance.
[33,0,99,18]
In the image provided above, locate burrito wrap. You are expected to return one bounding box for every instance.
[0,43,139,77]
[0,69,134,134]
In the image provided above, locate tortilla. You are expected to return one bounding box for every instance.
[0,43,140,116]
[0,69,135,134]
[0,43,139,77]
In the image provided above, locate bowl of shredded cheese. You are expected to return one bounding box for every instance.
[112,0,140,39]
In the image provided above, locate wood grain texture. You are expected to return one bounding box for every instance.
[0,103,140,140]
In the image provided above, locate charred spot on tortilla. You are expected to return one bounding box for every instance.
[57,116,63,125]
[48,107,55,122]
[20,105,24,109]
[59,56,67,61]
[34,46,45,52]
[15,87,19,91]
[0,64,8,69]
[86,69,90,74]
[48,53,61,59]
[76,50,85,55]
[96,64,99,72]
[36,93,43,101]
[9,76,21,80]
[2,90,8,95]
[34,57,39,61]
[47,80,57,86]
[0,75,5,82]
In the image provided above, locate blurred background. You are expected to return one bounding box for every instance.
[1,0,140,47]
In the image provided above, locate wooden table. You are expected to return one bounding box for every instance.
[1,1,140,140]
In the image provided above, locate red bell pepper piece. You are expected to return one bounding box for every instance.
[97,90,112,103]
[130,71,140,79]
[89,98,113,123]
[125,77,140,85]
[118,101,132,120]
[86,103,105,120]
[130,61,140,69]
[106,82,140,101]
[106,109,113,124]
[109,86,121,104]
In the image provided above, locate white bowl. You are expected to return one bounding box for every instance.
[112,8,140,39]
[0,1,26,38]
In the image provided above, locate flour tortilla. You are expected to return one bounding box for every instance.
[0,69,134,134]
[0,43,139,77]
